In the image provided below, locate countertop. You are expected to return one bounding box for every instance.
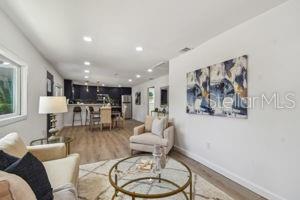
[67,104,121,108]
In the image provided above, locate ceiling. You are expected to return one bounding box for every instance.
[0,0,285,87]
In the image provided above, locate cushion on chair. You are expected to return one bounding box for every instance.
[0,171,37,200]
[5,152,53,200]
[151,118,164,137]
[130,133,168,147]
[0,150,18,170]
[144,115,154,132]
[0,133,28,158]
[160,116,169,129]
[43,154,80,189]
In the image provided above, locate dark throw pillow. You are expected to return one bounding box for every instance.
[5,152,53,200]
[0,150,18,170]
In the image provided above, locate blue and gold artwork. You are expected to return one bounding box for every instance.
[186,55,248,118]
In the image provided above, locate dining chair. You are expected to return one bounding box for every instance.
[88,106,100,131]
[113,106,126,128]
[85,106,90,126]
[100,107,112,131]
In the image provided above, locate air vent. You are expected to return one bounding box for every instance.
[179,47,192,53]
[149,78,154,81]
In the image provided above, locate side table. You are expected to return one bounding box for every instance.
[30,136,73,155]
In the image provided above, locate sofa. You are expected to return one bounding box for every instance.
[0,132,80,200]
[130,116,174,154]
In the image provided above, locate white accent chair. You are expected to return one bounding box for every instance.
[0,133,80,199]
[129,116,174,154]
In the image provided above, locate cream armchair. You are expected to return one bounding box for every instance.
[0,133,80,194]
[130,121,175,154]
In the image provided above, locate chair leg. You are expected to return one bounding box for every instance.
[80,113,82,126]
[72,112,75,126]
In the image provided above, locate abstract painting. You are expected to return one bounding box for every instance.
[186,55,248,118]
[135,92,141,105]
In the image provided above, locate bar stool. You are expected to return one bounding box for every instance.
[72,106,82,126]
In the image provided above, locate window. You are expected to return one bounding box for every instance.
[0,49,27,126]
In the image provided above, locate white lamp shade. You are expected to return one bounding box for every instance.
[39,96,68,114]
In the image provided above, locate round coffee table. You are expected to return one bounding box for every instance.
[30,136,73,155]
[109,155,192,199]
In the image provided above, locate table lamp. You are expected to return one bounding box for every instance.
[39,96,68,140]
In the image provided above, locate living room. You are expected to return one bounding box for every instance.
[0,1,299,200]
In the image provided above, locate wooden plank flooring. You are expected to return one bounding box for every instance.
[60,120,266,200]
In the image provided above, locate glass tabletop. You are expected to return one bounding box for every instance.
[109,155,192,198]
[30,136,73,146]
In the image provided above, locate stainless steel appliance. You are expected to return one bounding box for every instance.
[121,95,132,119]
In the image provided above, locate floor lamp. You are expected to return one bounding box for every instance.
[39,96,68,140]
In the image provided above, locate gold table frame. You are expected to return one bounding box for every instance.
[108,155,193,199]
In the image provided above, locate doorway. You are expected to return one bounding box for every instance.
[147,87,155,115]
[46,71,54,138]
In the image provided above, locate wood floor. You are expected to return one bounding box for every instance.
[60,120,266,200]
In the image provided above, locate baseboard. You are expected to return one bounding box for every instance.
[174,145,286,200]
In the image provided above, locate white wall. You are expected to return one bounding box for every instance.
[169,1,300,200]
[0,9,63,144]
[132,75,168,122]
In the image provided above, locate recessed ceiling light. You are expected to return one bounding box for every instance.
[84,69,90,73]
[3,62,10,65]
[83,36,92,42]
[118,84,121,87]
[84,61,90,66]
[135,46,143,52]
[128,79,132,82]
[147,68,153,72]
[136,74,141,78]
[84,76,89,79]
[85,82,88,85]
[102,84,105,86]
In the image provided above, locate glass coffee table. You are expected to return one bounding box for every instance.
[109,155,192,199]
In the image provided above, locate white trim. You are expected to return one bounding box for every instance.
[174,145,287,200]
[0,114,27,127]
[0,47,28,127]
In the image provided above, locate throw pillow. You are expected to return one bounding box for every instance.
[0,150,18,170]
[5,152,53,200]
[0,132,28,158]
[160,116,169,130]
[151,118,164,137]
[145,115,154,132]
[0,171,36,200]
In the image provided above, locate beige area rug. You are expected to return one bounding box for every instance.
[78,158,234,200]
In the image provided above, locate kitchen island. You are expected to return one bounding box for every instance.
[64,104,122,126]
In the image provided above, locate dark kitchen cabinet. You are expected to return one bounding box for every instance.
[64,79,131,105]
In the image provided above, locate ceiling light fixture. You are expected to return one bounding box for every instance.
[84,76,89,79]
[136,74,141,78]
[84,69,90,73]
[83,36,92,42]
[118,84,121,87]
[128,79,132,82]
[84,61,90,66]
[147,68,153,72]
[85,82,88,85]
[3,62,10,65]
[102,84,105,86]
[135,46,143,52]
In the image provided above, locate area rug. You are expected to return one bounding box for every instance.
[78,158,234,200]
